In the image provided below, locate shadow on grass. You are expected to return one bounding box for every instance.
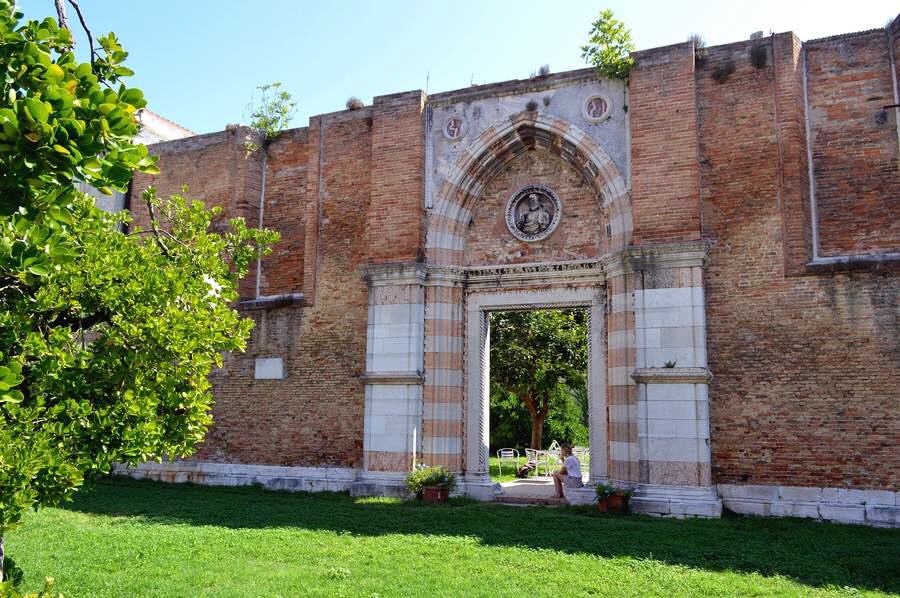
[64,477,900,593]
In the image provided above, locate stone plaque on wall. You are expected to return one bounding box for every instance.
[505,184,562,242]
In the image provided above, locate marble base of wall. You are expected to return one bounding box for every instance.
[631,484,723,517]
[460,475,499,501]
[114,461,359,493]
[719,484,900,527]
[349,472,410,498]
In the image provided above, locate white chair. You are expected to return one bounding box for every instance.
[542,440,561,476]
[544,449,561,476]
[496,448,520,477]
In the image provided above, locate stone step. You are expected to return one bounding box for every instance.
[495,495,566,507]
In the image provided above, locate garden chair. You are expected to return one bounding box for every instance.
[541,450,560,476]
[496,448,520,477]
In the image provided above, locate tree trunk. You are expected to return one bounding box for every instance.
[530,412,545,449]
[0,534,5,582]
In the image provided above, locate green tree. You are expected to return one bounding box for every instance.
[243,81,296,154]
[581,9,636,80]
[0,2,277,582]
[489,310,587,449]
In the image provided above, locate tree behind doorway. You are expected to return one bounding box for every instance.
[489,309,587,450]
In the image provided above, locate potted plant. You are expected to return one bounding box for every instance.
[406,465,457,503]
[595,483,632,513]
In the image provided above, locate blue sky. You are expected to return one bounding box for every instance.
[18,0,900,134]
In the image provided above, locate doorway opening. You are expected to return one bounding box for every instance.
[487,308,589,502]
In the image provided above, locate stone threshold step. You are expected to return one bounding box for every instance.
[495,496,566,507]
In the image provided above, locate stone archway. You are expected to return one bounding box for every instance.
[425,112,632,265]
[356,110,720,517]
[417,113,629,498]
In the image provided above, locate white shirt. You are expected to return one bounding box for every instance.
[564,455,582,479]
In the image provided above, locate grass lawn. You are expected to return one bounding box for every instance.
[488,455,521,482]
[6,478,900,597]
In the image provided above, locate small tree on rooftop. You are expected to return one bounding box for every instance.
[244,81,296,154]
[581,9,636,80]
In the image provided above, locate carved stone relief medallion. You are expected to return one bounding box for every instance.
[505,184,562,242]
[583,94,611,123]
[443,115,467,140]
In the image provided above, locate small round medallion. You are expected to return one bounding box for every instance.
[583,94,611,123]
[443,115,467,141]
[505,185,562,242]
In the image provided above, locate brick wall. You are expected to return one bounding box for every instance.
[367,91,426,264]
[131,126,265,299]
[630,42,702,245]
[696,35,900,490]
[464,150,603,265]
[135,111,374,468]
[260,128,309,296]
[128,21,899,489]
[806,30,900,257]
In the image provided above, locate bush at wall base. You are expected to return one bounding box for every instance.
[406,466,457,502]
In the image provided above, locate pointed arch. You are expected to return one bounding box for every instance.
[426,111,631,265]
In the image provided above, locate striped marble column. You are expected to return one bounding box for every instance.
[421,267,467,471]
[604,266,640,484]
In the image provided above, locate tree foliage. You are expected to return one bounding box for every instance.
[244,81,296,154]
[0,1,277,580]
[581,9,636,80]
[489,310,587,449]
[490,383,587,452]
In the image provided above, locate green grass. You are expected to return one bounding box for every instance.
[6,478,900,597]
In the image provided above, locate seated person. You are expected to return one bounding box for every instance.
[552,443,584,498]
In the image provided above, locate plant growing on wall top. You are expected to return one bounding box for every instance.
[581,9,636,81]
[244,81,297,154]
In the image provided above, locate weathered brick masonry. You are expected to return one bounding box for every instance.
[126,18,899,524]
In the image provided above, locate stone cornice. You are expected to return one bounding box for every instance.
[361,263,427,287]
[360,371,425,385]
[464,259,605,290]
[424,265,468,287]
[631,367,712,384]
[603,241,710,277]
[237,293,305,310]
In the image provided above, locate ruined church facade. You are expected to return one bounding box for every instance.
[125,22,900,526]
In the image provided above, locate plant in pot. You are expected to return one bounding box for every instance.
[595,483,632,513]
[406,465,457,503]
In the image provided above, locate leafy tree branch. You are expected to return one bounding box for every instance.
[581,9,636,80]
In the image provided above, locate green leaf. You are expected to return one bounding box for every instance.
[24,98,50,122]
[0,390,24,404]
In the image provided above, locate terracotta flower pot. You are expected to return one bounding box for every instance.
[597,492,630,513]
[422,486,450,503]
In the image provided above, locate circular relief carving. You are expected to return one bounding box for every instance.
[505,184,562,242]
[443,115,467,141]
[583,94,611,123]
